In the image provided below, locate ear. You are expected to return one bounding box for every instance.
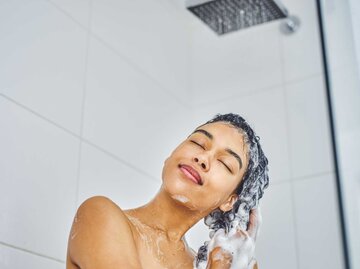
[219,193,238,212]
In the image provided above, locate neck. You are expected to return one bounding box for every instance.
[126,187,207,242]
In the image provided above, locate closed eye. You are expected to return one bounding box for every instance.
[219,160,232,173]
[190,140,205,150]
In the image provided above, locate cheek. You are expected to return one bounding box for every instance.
[207,172,239,197]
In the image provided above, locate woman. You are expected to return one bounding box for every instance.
[66,113,269,269]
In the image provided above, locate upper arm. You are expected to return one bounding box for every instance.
[67,196,141,269]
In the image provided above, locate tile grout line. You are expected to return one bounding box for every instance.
[279,31,301,269]
[291,169,335,181]
[269,169,335,186]
[0,93,158,185]
[81,137,159,183]
[284,72,323,86]
[279,29,300,269]
[74,0,93,208]
[187,17,194,109]
[46,0,88,32]
[0,241,65,264]
[0,93,79,138]
[192,70,325,108]
[192,82,284,107]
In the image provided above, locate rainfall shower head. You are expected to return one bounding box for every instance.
[187,0,288,35]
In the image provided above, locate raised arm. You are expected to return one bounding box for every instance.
[66,196,142,269]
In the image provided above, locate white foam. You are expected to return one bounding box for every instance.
[172,195,190,203]
[194,224,256,269]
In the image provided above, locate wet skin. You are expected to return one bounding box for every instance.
[66,122,259,269]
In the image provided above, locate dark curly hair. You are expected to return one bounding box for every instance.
[194,113,270,268]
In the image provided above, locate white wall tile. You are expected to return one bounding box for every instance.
[83,37,193,180]
[190,21,282,105]
[0,0,88,135]
[0,97,79,261]
[48,0,91,27]
[281,0,323,81]
[256,182,298,269]
[91,0,190,101]
[330,64,360,132]
[293,173,345,269]
[191,87,291,183]
[77,142,161,208]
[285,75,334,179]
[0,244,64,269]
[322,0,358,71]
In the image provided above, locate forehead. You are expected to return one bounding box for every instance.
[194,122,247,155]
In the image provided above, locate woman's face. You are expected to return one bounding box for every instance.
[161,121,249,214]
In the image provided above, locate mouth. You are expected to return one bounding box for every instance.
[178,164,203,185]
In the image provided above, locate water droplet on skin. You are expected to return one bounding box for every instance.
[70,231,78,240]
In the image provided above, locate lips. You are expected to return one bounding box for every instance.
[179,164,203,185]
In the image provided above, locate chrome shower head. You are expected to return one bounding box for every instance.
[187,0,288,35]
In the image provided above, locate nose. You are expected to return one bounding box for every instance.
[193,156,208,171]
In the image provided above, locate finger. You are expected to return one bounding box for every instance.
[235,228,248,238]
[247,207,261,240]
[248,258,258,269]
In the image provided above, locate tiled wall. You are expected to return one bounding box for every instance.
[323,0,360,267]
[0,0,346,268]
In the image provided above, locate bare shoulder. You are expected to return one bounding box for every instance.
[67,196,141,269]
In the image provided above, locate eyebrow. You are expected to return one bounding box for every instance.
[190,129,243,169]
[226,148,243,170]
[192,129,213,139]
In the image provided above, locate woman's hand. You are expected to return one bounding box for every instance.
[206,246,233,269]
[207,207,262,269]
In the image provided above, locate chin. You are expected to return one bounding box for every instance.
[162,173,188,195]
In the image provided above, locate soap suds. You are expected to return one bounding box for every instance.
[172,195,190,203]
[127,215,168,265]
[194,227,255,269]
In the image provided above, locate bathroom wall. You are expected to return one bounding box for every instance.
[0,0,192,267]
[0,0,350,268]
[321,0,360,267]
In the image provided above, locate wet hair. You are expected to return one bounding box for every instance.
[194,113,269,267]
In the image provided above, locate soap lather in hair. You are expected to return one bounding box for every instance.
[195,114,269,269]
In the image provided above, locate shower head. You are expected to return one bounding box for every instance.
[186,0,288,35]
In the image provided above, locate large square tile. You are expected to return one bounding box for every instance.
[0,97,79,260]
[191,87,291,183]
[293,173,345,269]
[0,244,64,269]
[256,182,298,269]
[285,75,334,179]
[0,0,88,135]
[77,142,161,208]
[190,20,282,105]
[83,37,192,180]
[281,0,323,82]
[91,0,190,101]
